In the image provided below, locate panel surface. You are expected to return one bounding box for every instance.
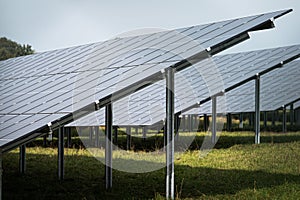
[67,45,300,126]
[0,9,291,151]
[185,59,300,115]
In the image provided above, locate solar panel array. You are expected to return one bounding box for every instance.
[185,59,300,115]
[0,9,292,152]
[66,45,300,127]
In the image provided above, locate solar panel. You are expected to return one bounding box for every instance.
[66,45,300,127]
[0,9,292,152]
[294,100,300,110]
[184,59,300,115]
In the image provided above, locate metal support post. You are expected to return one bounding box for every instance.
[19,145,26,174]
[105,104,113,190]
[135,127,139,134]
[297,108,300,125]
[182,115,186,132]
[194,115,199,131]
[142,126,147,140]
[272,110,276,127]
[164,122,167,147]
[283,105,287,133]
[0,152,2,200]
[211,96,217,144]
[255,75,260,144]
[239,113,243,129]
[126,127,131,150]
[249,113,253,127]
[43,135,47,147]
[189,115,192,132]
[113,126,118,145]
[227,113,231,131]
[290,104,294,126]
[58,126,64,180]
[66,127,71,148]
[165,68,175,199]
[191,115,197,131]
[89,127,93,147]
[252,112,255,128]
[204,114,208,132]
[263,111,267,129]
[94,127,99,147]
[174,115,180,141]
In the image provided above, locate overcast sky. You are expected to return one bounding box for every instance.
[0,0,299,54]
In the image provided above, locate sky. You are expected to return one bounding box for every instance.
[0,0,299,54]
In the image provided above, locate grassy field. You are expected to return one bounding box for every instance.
[3,131,300,199]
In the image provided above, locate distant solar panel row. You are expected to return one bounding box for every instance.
[66,45,300,127]
[0,9,292,152]
[185,59,300,115]
[294,101,300,110]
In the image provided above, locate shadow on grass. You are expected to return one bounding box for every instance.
[205,134,300,149]
[106,133,300,151]
[3,152,300,199]
[29,131,300,152]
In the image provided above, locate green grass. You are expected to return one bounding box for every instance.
[3,131,300,199]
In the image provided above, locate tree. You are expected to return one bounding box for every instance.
[0,37,34,61]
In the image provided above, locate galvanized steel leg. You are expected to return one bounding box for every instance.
[66,127,71,148]
[89,127,93,147]
[263,111,267,129]
[204,114,208,132]
[164,123,167,147]
[211,96,217,144]
[19,145,26,174]
[290,104,294,126]
[252,112,256,129]
[255,75,260,144]
[195,115,199,131]
[165,68,175,200]
[283,105,287,133]
[182,115,186,132]
[142,126,147,140]
[58,126,64,180]
[227,113,231,131]
[188,115,192,132]
[239,113,243,129]
[113,126,118,145]
[175,115,180,141]
[43,135,47,147]
[272,111,276,127]
[0,153,2,200]
[105,104,113,190]
[95,127,99,147]
[126,127,131,150]
[296,109,299,125]
[249,113,253,127]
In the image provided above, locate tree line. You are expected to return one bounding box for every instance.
[0,37,34,61]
